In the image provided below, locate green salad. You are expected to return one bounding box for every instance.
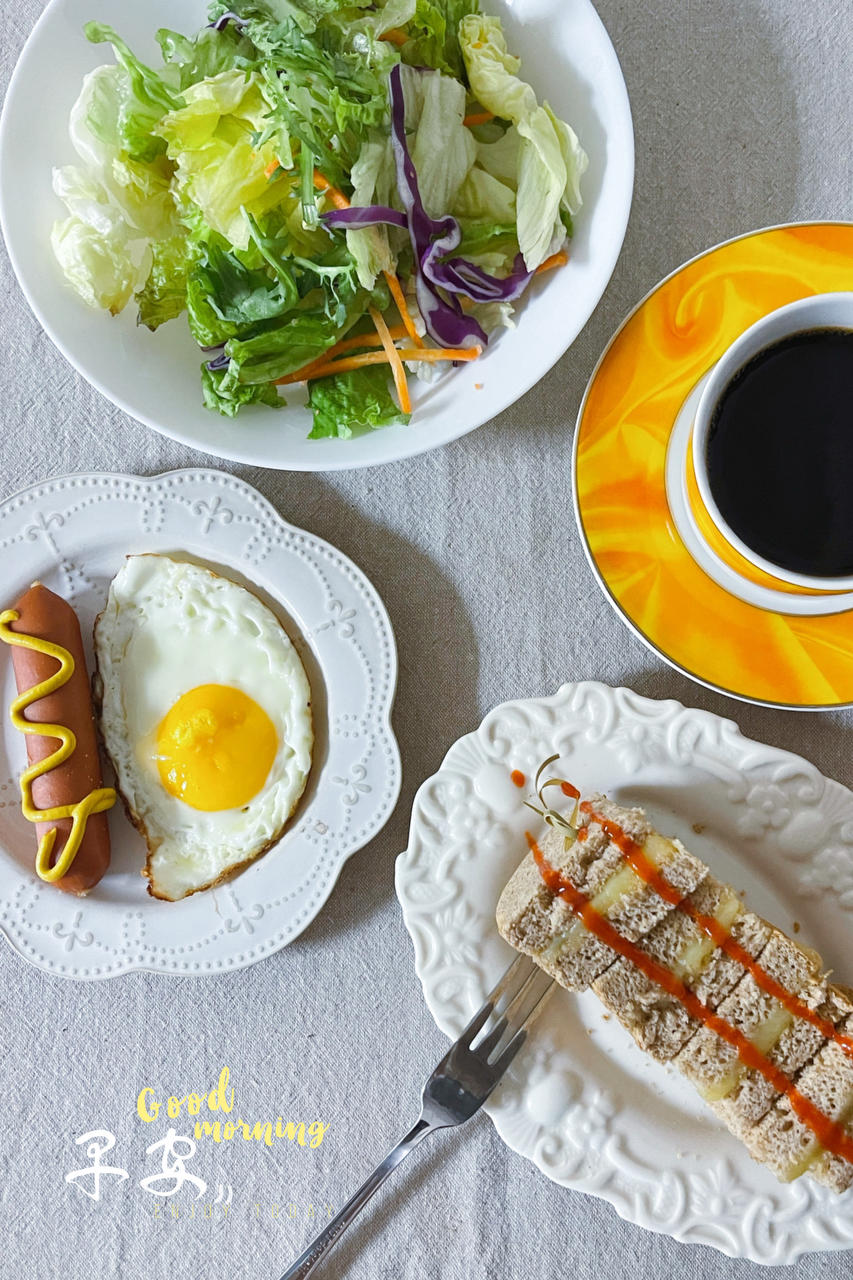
[51,0,587,437]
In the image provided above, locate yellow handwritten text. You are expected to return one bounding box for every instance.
[136,1067,328,1149]
[137,1067,236,1123]
[194,1119,329,1148]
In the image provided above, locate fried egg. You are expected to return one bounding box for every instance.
[94,555,313,900]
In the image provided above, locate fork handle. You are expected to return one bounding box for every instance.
[278,1118,433,1279]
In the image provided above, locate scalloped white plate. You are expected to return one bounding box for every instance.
[396,682,853,1263]
[0,0,633,470]
[0,470,400,978]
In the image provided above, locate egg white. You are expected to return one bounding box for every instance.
[94,555,313,900]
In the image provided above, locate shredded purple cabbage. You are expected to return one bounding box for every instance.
[430,252,533,304]
[387,66,538,344]
[206,351,231,372]
[388,64,487,349]
[208,11,247,31]
[322,206,408,230]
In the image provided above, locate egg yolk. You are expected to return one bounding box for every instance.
[156,685,278,812]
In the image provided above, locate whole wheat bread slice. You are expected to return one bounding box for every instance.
[496,799,706,992]
[744,997,853,1190]
[593,877,773,1062]
[713,981,852,1135]
[497,792,853,1191]
[675,931,823,1093]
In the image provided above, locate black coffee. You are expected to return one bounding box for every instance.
[706,327,853,578]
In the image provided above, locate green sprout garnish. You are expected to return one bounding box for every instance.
[523,753,580,848]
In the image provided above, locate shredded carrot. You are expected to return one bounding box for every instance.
[536,250,569,274]
[264,159,280,179]
[383,269,423,347]
[292,345,483,383]
[313,168,424,349]
[276,353,340,386]
[394,345,482,364]
[313,169,351,211]
[463,110,495,127]
[329,327,410,356]
[275,328,411,385]
[370,306,411,414]
[380,27,409,46]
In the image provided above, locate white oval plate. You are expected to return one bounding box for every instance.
[0,0,633,471]
[0,470,400,978]
[396,682,853,1263]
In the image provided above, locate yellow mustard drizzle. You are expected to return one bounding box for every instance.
[0,608,116,883]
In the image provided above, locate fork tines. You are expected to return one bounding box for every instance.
[463,954,555,1068]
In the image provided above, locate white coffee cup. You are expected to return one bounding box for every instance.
[691,291,853,591]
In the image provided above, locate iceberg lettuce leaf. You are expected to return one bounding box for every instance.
[51,63,181,316]
[475,126,521,187]
[65,65,179,240]
[403,65,476,219]
[156,70,290,248]
[516,106,570,269]
[136,232,193,329]
[459,14,586,268]
[84,22,182,162]
[345,135,398,288]
[50,216,145,314]
[452,166,516,223]
[545,103,588,217]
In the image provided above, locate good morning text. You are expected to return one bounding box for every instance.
[136,1068,329,1150]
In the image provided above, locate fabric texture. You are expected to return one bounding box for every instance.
[1,1,852,1277]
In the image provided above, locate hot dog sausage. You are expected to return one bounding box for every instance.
[2,583,114,895]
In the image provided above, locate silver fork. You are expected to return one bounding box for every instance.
[278,955,555,1280]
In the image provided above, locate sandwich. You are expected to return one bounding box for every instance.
[497,774,853,1190]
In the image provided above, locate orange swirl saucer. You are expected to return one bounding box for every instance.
[573,223,853,709]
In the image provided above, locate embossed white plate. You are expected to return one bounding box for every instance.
[0,0,633,470]
[396,682,853,1263]
[0,470,400,978]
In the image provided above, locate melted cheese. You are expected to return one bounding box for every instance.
[672,892,742,980]
[540,831,678,961]
[700,1004,795,1102]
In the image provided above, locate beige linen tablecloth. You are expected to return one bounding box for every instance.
[1,2,852,1277]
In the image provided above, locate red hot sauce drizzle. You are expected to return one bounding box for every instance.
[526,830,853,1167]
[578,802,853,1064]
[511,770,526,788]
